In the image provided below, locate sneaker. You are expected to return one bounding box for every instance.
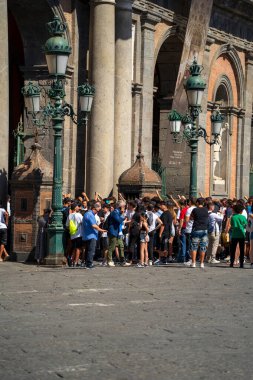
[80,262,86,268]
[108,261,115,267]
[200,263,205,269]
[148,260,153,266]
[184,260,192,266]
[154,259,160,265]
[85,265,94,270]
[224,256,230,262]
[210,258,220,264]
[123,262,131,267]
[136,263,144,268]
[190,262,196,268]
[168,256,173,263]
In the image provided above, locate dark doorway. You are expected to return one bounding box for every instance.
[8,10,24,178]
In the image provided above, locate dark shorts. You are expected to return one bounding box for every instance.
[0,228,7,246]
[101,236,109,250]
[71,237,83,249]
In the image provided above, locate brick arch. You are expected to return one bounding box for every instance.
[208,45,244,108]
[213,75,234,106]
[208,54,239,107]
[154,24,180,63]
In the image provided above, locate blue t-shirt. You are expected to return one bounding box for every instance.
[82,210,98,241]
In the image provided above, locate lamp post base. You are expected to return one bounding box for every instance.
[46,226,65,265]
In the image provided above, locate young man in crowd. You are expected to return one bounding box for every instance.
[190,197,209,268]
[157,201,173,264]
[66,203,83,267]
[82,201,107,269]
[177,199,189,263]
[184,197,197,265]
[230,203,247,268]
[206,201,223,264]
[107,200,126,267]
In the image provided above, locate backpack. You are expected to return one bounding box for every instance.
[69,217,78,236]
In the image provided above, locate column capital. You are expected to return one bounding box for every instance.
[141,12,161,31]
[116,0,133,11]
[93,0,116,5]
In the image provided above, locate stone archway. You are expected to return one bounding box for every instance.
[152,34,186,194]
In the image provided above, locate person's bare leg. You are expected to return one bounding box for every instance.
[144,243,148,265]
[74,248,81,264]
[0,244,4,261]
[191,250,197,264]
[199,251,205,264]
[140,243,144,264]
[249,239,253,264]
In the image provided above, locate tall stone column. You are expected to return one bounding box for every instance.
[0,0,9,205]
[89,0,115,197]
[113,0,133,195]
[140,13,160,167]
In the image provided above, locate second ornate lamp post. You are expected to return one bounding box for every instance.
[21,16,95,264]
[168,58,225,198]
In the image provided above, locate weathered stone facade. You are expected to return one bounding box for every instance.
[1,0,253,202]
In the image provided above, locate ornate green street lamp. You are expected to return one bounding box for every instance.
[21,15,95,264]
[168,58,225,197]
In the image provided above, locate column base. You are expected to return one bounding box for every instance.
[46,226,65,265]
[44,254,65,266]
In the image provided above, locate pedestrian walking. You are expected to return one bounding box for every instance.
[190,197,209,268]
[230,204,247,268]
[82,201,107,269]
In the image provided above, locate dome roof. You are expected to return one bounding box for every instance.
[118,152,162,186]
[11,143,53,183]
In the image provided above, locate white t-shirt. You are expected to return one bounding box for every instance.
[147,211,159,233]
[185,206,196,233]
[102,212,110,238]
[66,212,83,240]
[95,214,100,226]
[0,208,7,229]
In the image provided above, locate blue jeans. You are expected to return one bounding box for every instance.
[190,230,208,252]
[177,228,186,262]
[84,238,97,267]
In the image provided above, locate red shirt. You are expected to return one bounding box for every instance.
[180,206,189,229]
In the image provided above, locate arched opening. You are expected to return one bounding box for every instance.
[8,10,24,178]
[212,79,232,194]
[7,0,55,179]
[152,35,184,159]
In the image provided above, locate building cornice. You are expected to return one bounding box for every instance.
[133,0,253,52]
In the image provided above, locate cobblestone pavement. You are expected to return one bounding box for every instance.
[0,262,252,380]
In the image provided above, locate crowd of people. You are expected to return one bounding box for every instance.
[1,191,253,270]
[57,191,253,269]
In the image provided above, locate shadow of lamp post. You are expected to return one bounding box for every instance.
[168,58,225,198]
[21,16,95,264]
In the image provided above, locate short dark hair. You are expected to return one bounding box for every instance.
[128,200,136,208]
[233,204,244,214]
[196,197,205,206]
[190,197,197,205]
[146,203,154,211]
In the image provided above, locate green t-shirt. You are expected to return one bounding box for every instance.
[231,214,247,238]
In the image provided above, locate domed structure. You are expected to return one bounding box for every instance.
[12,143,53,183]
[10,143,53,262]
[118,152,162,200]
